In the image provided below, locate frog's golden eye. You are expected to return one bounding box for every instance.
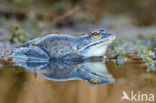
[90,32,100,39]
[90,79,100,85]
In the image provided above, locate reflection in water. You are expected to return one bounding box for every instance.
[13,57,114,86]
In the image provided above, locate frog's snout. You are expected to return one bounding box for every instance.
[109,34,116,40]
[101,33,116,41]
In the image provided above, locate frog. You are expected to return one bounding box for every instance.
[9,29,115,64]
[24,57,114,86]
[0,29,115,86]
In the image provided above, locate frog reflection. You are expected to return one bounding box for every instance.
[19,58,114,86]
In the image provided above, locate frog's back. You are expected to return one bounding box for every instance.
[18,33,81,58]
[18,32,82,47]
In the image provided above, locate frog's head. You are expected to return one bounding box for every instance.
[78,29,115,57]
[77,61,114,86]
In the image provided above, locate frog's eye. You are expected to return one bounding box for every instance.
[90,32,101,39]
[90,79,100,85]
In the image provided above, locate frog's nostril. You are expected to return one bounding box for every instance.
[99,29,105,34]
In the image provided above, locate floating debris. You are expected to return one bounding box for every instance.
[116,55,126,66]
[146,60,156,72]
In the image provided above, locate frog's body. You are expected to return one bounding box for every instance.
[15,29,115,61]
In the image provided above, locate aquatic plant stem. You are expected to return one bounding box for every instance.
[146,37,154,60]
[146,37,154,72]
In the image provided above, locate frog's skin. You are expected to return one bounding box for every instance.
[24,58,114,86]
[13,29,115,61]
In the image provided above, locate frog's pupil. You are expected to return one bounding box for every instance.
[92,82,97,84]
[91,79,99,85]
[93,32,98,36]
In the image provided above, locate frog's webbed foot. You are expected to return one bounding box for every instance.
[11,46,49,70]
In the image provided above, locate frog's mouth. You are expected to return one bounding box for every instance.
[90,37,114,47]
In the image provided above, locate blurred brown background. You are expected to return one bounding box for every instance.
[0,0,156,103]
[0,0,156,26]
